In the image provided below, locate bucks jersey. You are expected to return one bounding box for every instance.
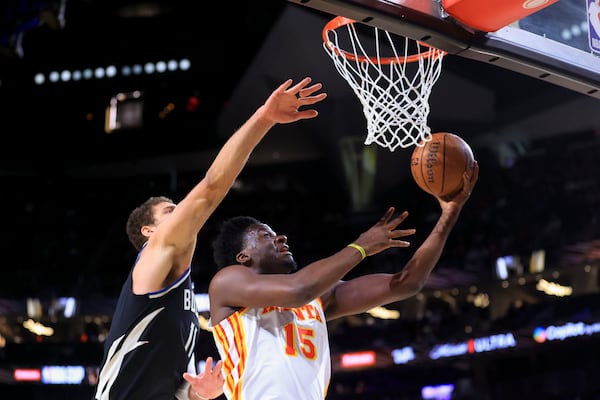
[211,298,331,400]
[94,250,199,400]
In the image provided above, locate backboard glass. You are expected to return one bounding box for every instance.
[287,0,600,99]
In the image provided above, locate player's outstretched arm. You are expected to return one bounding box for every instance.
[162,77,328,245]
[399,161,479,289]
[323,162,479,320]
[135,78,327,292]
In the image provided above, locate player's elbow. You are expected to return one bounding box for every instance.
[391,274,425,298]
[286,283,318,307]
[189,176,226,211]
[400,282,425,298]
[204,165,235,195]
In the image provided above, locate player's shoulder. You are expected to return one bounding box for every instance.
[212,264,251,282]
[210,264,249,284]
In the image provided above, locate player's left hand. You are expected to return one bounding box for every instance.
[184,356,224,399]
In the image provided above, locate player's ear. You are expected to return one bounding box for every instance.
[141,225,155,238]
[236,251,250,265]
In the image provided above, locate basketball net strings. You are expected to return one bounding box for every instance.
[324,23,445,151]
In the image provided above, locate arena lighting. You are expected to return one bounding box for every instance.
[367,305,400,319]
[60,70,71,82]
[23,319,54,336]
[83,68,93,79]
[94,67,105,78]
[48,71,60,82]
[167,59,178,71]
[33,73,45,84]
[49,297,77,318]
[155,61,167,73]
[533,320,600,343]
[13,368,41,382]
[392,346,416,364]
[33,58,192,85]
[9,320,600,380]
[26,298,42,319]
[422,383,454,400]
[185,95,201,112]
[495,255,523,279]
[466,292,489,308]
[132,64,143,75]
[340,351,376,368]
[529,249,546,273]
[536,279,573,297]
[41,365,85,384]
[105,65,117,78]
[104,90,144,133]
[143,62,155,74]
[429,332,516,360]
[179,58,191,70]
[475,292,489,307]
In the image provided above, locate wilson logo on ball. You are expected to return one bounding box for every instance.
[410,132,474,200]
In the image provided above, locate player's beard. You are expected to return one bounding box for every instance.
[287,257,298,273]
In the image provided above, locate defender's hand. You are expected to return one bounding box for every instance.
[183,357,224,400]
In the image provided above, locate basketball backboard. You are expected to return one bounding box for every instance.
[287,0,600,99]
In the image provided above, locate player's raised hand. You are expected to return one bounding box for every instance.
[260,77,327,124]
[352,207,416,257]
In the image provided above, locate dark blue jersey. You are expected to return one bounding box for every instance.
[94,248,199,400]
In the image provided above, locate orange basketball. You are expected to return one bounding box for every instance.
[410,132,474,200]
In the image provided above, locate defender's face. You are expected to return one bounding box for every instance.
[152,202,176,226]
[143,202,176,239]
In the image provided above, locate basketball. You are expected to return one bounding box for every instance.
[410,132,474,200]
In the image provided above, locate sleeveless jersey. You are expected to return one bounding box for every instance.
[94,248,199,400]
[211,298,331,400]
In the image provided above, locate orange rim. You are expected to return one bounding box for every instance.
[322,16,447,64]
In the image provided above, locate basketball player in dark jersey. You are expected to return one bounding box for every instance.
[92,77,327,400]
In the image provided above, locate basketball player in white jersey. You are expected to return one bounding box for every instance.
[93,77,327,400]
[208,163,478,399]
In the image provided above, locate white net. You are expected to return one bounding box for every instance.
[323,20,446,152]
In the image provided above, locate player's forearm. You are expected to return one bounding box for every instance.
[196,107,274,196]
[286,245,366,306]
[164,108,275,245]
[392,206,461,291]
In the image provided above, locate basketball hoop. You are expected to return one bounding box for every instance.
[322,16,447,151]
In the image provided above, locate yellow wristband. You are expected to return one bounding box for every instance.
[193,391,209,400]
[347,243,366,260]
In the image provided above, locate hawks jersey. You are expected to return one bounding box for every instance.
[94,248,199,400]
[211,298,331,400]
